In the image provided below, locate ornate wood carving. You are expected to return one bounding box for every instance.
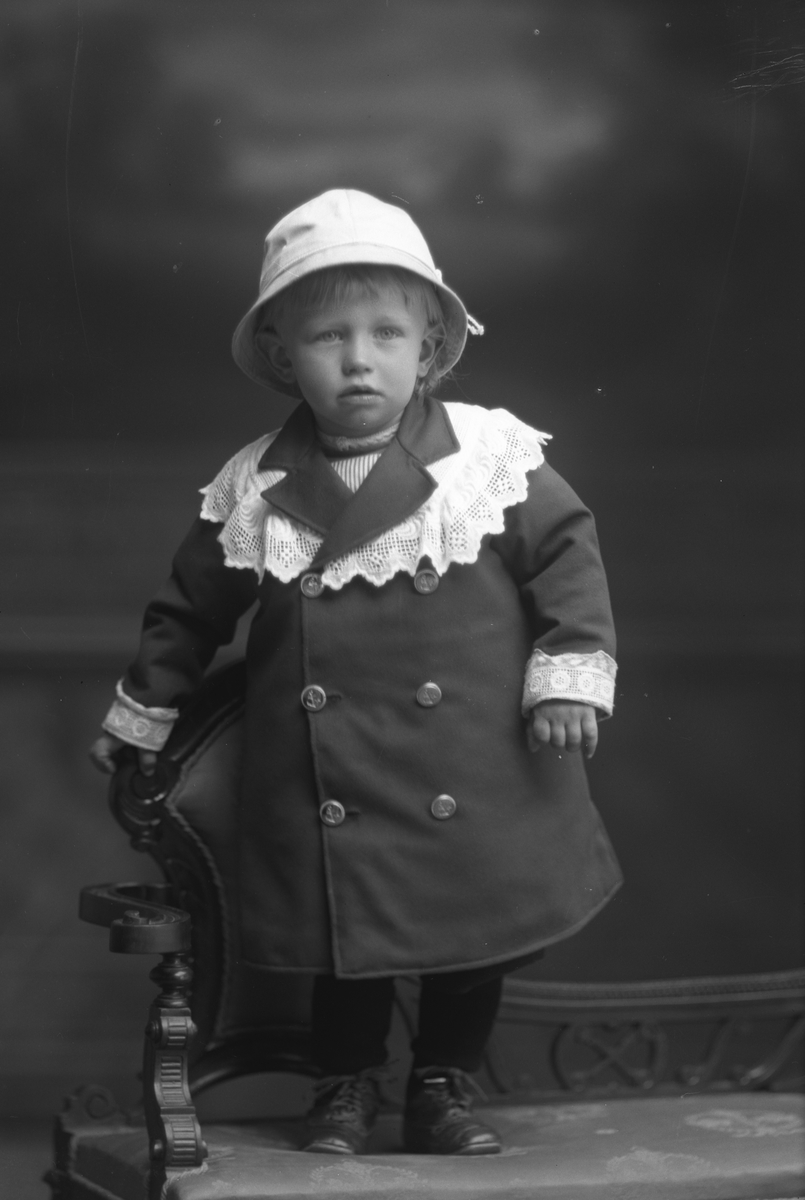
[143,951,207,1195]
[484,971,805,1099]
[77,671,245,1181]
[79,889,206,1185]
[107,725,233,1060]
[111,758,180,853]
[80,882,190,953]
[551,1020,668,1092]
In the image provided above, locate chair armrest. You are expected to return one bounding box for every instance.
[79,882,191,954]
[109,755,181,854]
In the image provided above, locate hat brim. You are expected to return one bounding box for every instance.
[231,243,469,397]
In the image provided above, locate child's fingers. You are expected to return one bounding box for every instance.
[581,709,599,759]
[88,734,121,775]
[527,711,552,752]
[138,749,158,776]
[549,719,567,750]
[88,735,158,776]
[88,747,115,775]
[529,704,600,757]
[563,715,584,752]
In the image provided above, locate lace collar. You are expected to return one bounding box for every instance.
[200,402,550,590]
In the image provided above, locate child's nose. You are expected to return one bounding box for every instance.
[342,333,373,373]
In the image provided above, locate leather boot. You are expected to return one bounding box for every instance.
[301,1070,382,1154]
[403,1066,502,1155]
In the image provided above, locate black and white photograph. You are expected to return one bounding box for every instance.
[1,2,803,1196]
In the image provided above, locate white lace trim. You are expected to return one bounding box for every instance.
[199,402,550,590]
[521,650,617,717]
[101,681,179,751]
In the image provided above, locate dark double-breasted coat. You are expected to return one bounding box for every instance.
[121,396,622,977]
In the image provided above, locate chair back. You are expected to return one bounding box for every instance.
[109,661,314,1093]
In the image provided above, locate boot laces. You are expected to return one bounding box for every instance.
[312,1070,382,1121]
[418,1067,483,1121]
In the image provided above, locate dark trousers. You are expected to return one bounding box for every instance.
[311,951,543,1076]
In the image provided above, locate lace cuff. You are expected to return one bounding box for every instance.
[521,649,617,717]
[101,681,179,752]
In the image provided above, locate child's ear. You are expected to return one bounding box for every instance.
[254,329,296,385]
[416,329,441,378]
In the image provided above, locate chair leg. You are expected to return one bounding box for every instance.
[143,951,207,1198]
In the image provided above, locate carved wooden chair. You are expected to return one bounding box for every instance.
[50,662,805,1200]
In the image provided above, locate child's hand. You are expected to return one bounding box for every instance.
[88,733,158,776]
[527,701,599,759]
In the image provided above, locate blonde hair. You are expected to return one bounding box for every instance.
[259,265,449,396]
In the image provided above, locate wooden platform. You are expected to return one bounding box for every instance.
[59,1092,805,1200]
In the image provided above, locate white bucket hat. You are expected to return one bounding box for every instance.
[231,189,482,397]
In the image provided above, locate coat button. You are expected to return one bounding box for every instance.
[301,573,324,598]
[416,682,442,708]
[430,794,457,820]
[301,685,327,711]
[414,568,439,594]
[320,800,346,826]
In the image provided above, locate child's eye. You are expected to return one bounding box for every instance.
[376,327,400,340]
[316,330,341,342]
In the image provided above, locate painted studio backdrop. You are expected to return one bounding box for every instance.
[1,0,802,1116]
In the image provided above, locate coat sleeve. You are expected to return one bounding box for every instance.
[489,462,617,715]
[101,517,258,749]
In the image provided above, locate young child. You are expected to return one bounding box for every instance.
[90,189,620,1157]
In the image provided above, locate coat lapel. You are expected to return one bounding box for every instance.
[257,403,353,535]
[311,396,459,569]
[257,397,460,566]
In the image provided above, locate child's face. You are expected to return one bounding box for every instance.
[264,284,438,436]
